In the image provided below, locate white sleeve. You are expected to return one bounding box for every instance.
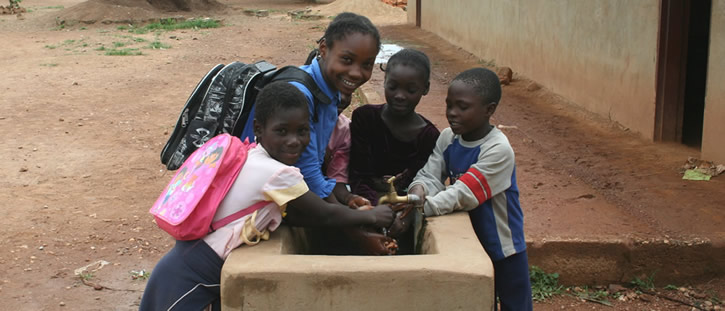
[422,133,515,216]
[409,128,452,199]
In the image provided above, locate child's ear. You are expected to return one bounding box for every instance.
[253,119,262,141]
[423,81,430,96]
[486,102,498,116]
[318,38,328,60]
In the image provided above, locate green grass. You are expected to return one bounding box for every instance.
[478,58,496,67]
[36,5,64,10]
[112,41,126,48]
[530,266,564,301]
[147,41,171,49]
[44,44,57,49]
[104,48,143,56]
[629,273,656,291]
[144,18,220,31]
[79,272,94,281]
[130,269,151,280]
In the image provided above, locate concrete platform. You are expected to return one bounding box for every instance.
[221,213,494,311]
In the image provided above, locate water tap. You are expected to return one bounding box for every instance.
[378,175,423,208]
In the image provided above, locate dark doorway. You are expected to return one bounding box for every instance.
[654,0,711,147]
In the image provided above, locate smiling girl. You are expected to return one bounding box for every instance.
[140,82,394,311]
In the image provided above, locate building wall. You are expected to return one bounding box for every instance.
[702,0,725,163]
[414,0,660,137]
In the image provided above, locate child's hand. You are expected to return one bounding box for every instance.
[359,231,398,255]
[347,194,371,209]
[370,205,395,228]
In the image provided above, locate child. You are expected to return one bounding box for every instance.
[349,48,440,206]
[140,82,394,311]
[323,92,371,208]
[242,12,381,205]
[348,49,440,253]
[408,68,533,310]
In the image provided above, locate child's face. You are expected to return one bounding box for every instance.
[254,107,311,165]
[383,64,429,117]
[445,80,496,141]
[319,32,378,96]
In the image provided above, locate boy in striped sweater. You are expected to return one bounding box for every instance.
[408,67,532,310]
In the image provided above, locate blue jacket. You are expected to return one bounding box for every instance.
[240,58,338,198]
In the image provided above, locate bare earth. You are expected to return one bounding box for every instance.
[1,0,723,310]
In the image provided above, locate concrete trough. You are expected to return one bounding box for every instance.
[221,212,494,310]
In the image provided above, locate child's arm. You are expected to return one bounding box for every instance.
[408,129,451,201]
[289,82,337,199]
[419,137,515,217]
[285,192,393,228]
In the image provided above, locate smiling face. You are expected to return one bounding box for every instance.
[445,80,496,141]
[253,107,311,165]
[383,64,429,117]
[318,32,379,96]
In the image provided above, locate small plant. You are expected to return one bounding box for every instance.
[95,46,106,51]
[129,269,150,280]
[112,41,126,48]
[105,48,143,56]
[79,271,94,281]
[44,44,57,49]
[572,287,613,306]
[629,273,656,291]
[530,265,564,301]
[478,58,496,67]
[9,0,22,10]
[40,63,59,67]
[148,41,171,49]
[63,39,75,45]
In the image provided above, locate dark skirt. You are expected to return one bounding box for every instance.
[139,240,224,311]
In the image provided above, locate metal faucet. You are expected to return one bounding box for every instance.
[378,175,422,208]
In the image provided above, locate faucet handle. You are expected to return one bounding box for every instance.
[385,175,397,192]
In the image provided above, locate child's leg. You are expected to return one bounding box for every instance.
[493,251,533,311]
[139,240,224,311]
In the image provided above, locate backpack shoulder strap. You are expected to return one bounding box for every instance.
[211,200,270,231]
[268,66,332,106]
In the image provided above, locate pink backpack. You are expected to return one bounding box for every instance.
[150,134,267,241]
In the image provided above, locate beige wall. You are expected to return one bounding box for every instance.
[702,0,725,163]
[415,0,660,137]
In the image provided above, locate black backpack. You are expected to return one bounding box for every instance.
[160,60,331,170]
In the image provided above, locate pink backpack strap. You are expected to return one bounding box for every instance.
[210,200,271,231]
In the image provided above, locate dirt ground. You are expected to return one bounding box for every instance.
[0,0,723,310]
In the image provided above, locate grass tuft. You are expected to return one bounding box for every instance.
[530,265,564,301]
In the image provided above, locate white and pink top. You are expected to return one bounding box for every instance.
[203,145,308,259]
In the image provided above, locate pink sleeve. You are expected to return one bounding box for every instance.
[326,115,351,183]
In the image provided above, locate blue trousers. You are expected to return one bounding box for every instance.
[139,240,223,311]
[493,251,533,311]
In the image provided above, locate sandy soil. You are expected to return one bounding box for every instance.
[0,0,722,310]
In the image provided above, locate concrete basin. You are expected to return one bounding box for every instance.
[220,212,494,310]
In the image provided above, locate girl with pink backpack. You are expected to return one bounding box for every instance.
[140,82,394,311]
